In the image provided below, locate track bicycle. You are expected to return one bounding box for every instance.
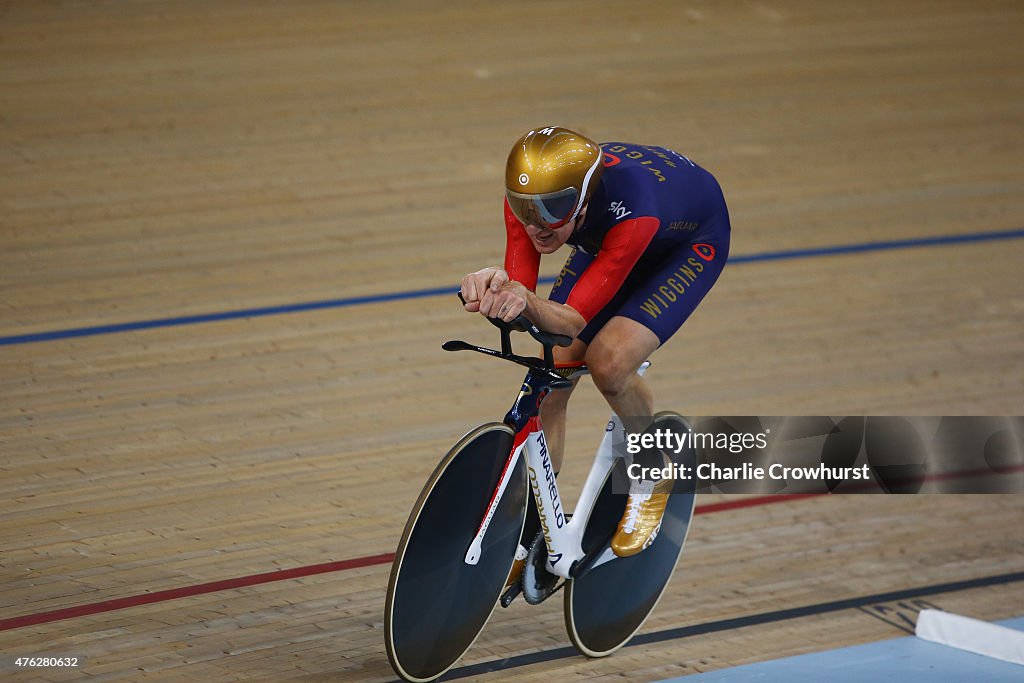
[385,299,698,682]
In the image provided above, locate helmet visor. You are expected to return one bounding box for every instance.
[506,187,580,229]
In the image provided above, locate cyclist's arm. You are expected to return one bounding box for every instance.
[487,216,661,337]
[563,216,660,322]
[468,273,585,335]
[499,198,584,335]
[462,199,540,312]
[519,288,586,337]
[503,198,540,291]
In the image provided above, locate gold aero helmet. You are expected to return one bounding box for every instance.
[505,126,604,229]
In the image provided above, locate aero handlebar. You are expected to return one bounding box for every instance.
[444,293,574,387]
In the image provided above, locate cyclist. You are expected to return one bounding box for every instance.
[461,125,730,562]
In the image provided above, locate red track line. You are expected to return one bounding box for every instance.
[693,492,824,513]
[0,494,821,632]
[0,553,394,632]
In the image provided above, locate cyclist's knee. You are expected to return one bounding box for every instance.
[587,353,634,398]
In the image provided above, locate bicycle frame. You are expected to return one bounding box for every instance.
[388,305,691,681]
[465,361,650,579]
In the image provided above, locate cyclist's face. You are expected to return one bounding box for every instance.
[524,205,586,254]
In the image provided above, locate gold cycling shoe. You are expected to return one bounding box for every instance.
[611,475,673,558]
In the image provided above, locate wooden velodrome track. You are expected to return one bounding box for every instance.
[2,1,1022,680]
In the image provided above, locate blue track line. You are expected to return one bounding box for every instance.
[3,227,1023,347]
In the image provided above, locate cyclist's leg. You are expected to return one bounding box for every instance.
[587,223,731,419]
[585,318,659,441]
[585,228,729,557]
[541,339,587,473]
[509,338,586,592]
[509,254,591,588]
[542,247,595,473]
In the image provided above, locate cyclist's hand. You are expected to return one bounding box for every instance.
[479,280,528,322]
[460,267,509,312]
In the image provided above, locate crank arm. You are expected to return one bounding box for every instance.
[570,545,620,579]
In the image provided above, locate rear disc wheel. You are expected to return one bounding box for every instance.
[564,412,697,657]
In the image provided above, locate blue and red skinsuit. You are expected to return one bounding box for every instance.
[504,142,731,345]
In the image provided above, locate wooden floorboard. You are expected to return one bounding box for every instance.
[1,1,1022,681]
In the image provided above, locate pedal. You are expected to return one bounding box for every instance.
[522,531,562,605]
